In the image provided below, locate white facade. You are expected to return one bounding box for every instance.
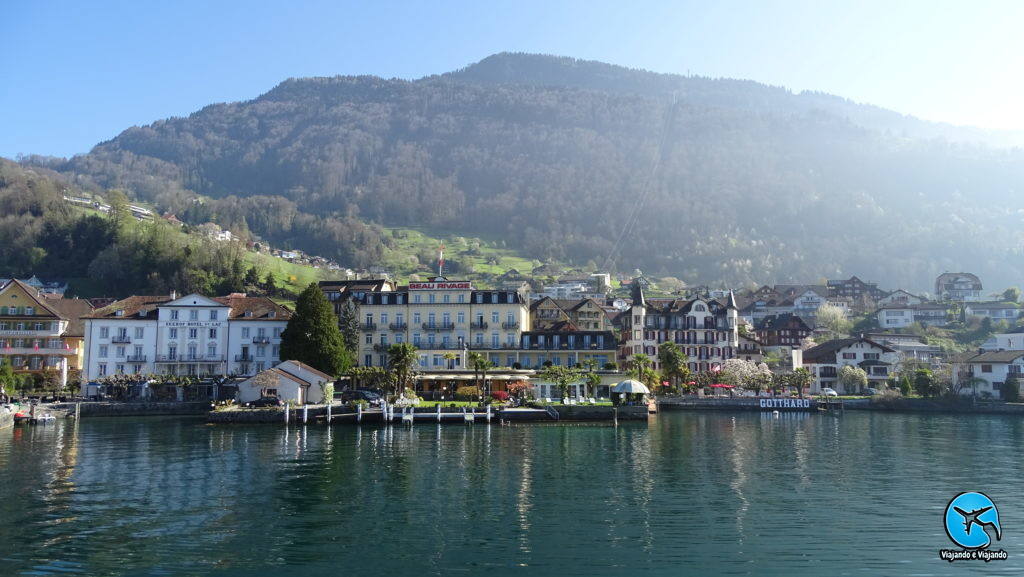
[237,360,332,404]
[82,293,290,388]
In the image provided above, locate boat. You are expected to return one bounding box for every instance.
[12,411,31,425]
[33,413,56,424]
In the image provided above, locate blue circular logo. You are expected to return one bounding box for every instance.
[944,492,1001,550]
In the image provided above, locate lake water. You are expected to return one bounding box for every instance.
[1,411,1022,576]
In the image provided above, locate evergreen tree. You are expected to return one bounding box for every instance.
[280,283,350,376]
[340,298,361,354]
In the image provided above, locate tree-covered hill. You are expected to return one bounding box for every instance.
[26,53,1024,293]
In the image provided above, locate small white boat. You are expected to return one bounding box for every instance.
[33,413,57,424]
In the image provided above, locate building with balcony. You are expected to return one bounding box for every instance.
[616,281,744,374]
[82,292,291,389]
[0,279,89,390]
[800,337,899,394]
[341,278,531,371]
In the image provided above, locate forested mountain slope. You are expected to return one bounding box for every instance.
[38,53,1024,292]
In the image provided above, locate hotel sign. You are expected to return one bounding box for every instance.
[409,281,472,290]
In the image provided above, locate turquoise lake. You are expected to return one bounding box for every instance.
[1,410,1022,576]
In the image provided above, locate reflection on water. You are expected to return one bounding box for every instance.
[1,412,1023,576]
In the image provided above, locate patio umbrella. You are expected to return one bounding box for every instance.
[612,379,650,394]
[710,383,734,389]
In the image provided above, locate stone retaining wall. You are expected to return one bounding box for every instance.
[52,401,211,417]
[0,409,12,430]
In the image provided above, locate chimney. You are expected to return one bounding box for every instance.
[170,290,177,300]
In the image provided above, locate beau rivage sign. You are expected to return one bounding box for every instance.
[408,281,473,290]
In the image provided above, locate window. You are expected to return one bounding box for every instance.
[133,327,143,339]
[458,312,465,324]
[170,310,179,320]
[188,328,198,340]
[168,346,177,360]
[242,327,250,338]
[981,364,993,373]
[189,310,198,321]
[209,328,217,339]
[99,345,108,358]
[413,313,421,325]
[864,353,879,360]
[257,346,266,357]
[98,364,107,376]
[273,328,281,338]
[100,327,109,338]
[272,345,280,358]
[365,334,373,344]
[168,327,177,339]
[492,311,499,323]
[207,344,217,358]
[209,310,218,321]
[443,294,450,303]
[842,353,856,360]
[116,346,125,358]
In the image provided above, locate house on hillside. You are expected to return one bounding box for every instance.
[877,289,925,307]
[800,337,898,394]
[935,272,983,302]
[826,276,887,310]
[963,302,1021,323]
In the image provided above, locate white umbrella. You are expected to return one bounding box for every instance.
[612,379,650,394]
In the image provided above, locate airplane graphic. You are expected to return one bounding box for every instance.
[954,506,1001,540]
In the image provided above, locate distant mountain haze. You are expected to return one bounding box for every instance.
[36,53,1024,293]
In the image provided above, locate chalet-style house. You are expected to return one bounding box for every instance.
[754,313,812,348]
[954,351,1023,400]
[530,297,613,332]
[826,276,887,309]
[876,289,925,307]
[875,303,951,329]
[0,279,91,389]
[935,272,982,302]
[800,337,898,394]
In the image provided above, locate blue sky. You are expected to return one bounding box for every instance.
[3,0,1022,159]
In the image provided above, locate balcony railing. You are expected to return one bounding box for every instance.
[360,323,377,331]
[251,337,271,344]
[470,321,489,329]
[155,355,226,363]
[388,322,408,330]
[111,335,132,344]
[502,321,520,329]
[235,354,254,362]
[421,323,455,331]
[126,354,147,362]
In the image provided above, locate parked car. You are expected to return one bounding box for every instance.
[864,388,881,396]
[248,396,283,407]
[339,390,383,406]
[821,388,838,397]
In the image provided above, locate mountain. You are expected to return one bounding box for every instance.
[28,53,1024,293]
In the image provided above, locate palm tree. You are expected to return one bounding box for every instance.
[470,353,495,399]
[387,342,418,398]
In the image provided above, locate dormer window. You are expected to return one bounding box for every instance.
[268,311,276,318]
[115,309,124,317]
[244,311,253,318]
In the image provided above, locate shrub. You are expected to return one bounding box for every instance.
[490,390,509,402]
[603,362,618,370]
[455,385,481,402]
[1003,377,1020,402]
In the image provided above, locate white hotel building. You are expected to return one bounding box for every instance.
[82,293,291,385]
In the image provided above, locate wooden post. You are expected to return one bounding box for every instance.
[284,405,289,424]
[436,403,441,423]
[327,401,332,423]
[302,404,308,424]
[486,404,492,423]
[357,402,363,423]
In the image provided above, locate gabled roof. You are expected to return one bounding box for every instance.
[215,295,292,320]
[277,359,334,382]
[802,337,896,363]
[1,278,67,318]
[755,313,811,332]
[86,296,173,319]
[966,351,1024,363]
[47,297,94,336]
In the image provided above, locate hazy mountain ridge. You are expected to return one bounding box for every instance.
[29,53,1024,293]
